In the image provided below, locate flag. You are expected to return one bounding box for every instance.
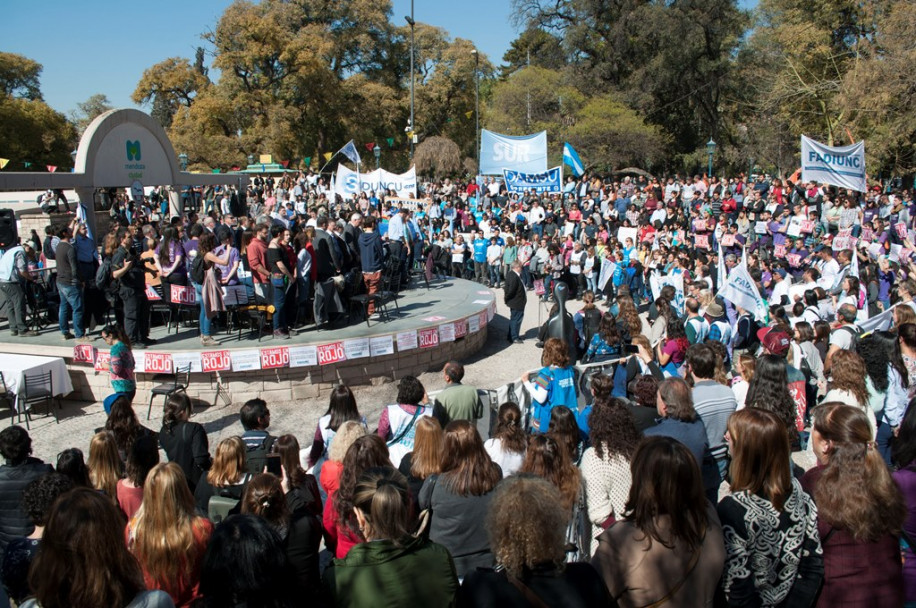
[304,156,311,166]
[741,243,748,268]
[212,168,221,173]
[339,140,361,165]
[364,142,375,152]
[386,138,394,147]
[717,242,726,291]
[23,162,31,168]
[465,111,473,119]
[718,263,766,320]
[562,142,585,177]
[279,160,289,168]
[323,152,332,162]
[849,247,859,278]
[230,165,240,171]
[0,158,8,169]
[598,257,618,291]
[47,165,57,173]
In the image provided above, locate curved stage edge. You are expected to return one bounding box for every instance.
[0,278,496,405]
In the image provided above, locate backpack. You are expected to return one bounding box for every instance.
[244,435,276,475]
[734,314,760,350]
[582,308,602,347]
[95,257,114,291]
[837,325,860,352]
[207,476,250,523]
[190,253,206,284]
[42,236,56,260]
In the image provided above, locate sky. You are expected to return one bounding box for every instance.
[0,0,518,116]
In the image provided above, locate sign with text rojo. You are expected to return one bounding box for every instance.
[801,135,866,193]
[503,167,563,194]
[480,130,548,175]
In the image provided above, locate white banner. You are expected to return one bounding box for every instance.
[649,271,685,315]
[479,130,548,175]
[718,264,766,321]
[801,135,866,192]
[334,165,417,198]
[598,257,617,291]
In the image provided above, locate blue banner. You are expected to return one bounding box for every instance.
[503,167,563,194]
[480,130,548,175]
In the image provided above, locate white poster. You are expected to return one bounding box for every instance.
[598,257,618,291]
[649,271,685,315]
[344,338,371,360]
[617,227,637,245]
[439,323,456,342]
[468,315,480,333]
[396,330,418,351]
[172,351,202,374]
[231,349,262,372]
[288,345,318,367]
[369,335,395,357]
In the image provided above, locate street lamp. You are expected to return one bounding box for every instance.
[178,153,188,171]
[471,49,480,175]
[405,2,415,162]
[247,154,255,167]
[70,149,78,170]
[706,138,717,178]
[373,144,381,171]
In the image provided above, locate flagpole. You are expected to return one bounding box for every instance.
[317,152,339,175]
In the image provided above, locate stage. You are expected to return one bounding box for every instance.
[0,277,496,406]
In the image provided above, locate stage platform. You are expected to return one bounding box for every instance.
[0,278,496,406]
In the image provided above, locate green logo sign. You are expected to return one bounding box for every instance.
[126,140,141,161]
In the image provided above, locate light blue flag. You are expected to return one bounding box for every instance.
[339,140,362,165]
[563,142,585,177]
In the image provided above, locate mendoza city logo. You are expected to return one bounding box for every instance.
[126,140,141,161]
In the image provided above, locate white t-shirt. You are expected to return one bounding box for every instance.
[484,438,525,477]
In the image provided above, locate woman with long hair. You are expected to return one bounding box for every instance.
[318,420,367,501]
[272,434,321,518]
[158,392,211,492]
[193,436,251,514]
[547,405,583,465]
[293,227,316,327]
[398,416,443,511]
[127,462,213,607]
[88,431,122,504]
[592,436,726,606]
[520,434,581,515]
[307,384,363,468]
[802,403,906,606]
[823,349,876,435]
[325,467,459,607]
[718,408,823,606]
[744,354,798,444]
[155,227,187,315]
[242,473,322,597]
[55,448,90,488]
[419,420,502,578]
[656,316,689,377]
[326,435,391,559]
[522,338,578,432]
[616,294,648,341]
[194,232,228,347]
[892,401,916,606]
[900,323,916,396]
[731,353,755,410]
[105,396,154,463]
[116,434,159,521]
[23,489,172,608]
[857,331,910,464]
[584,312,623,362]
[458,476,612,607]
[483,402,527,477]
[581,398,642,555]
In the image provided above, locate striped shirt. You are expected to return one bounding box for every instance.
[692,380,737,462]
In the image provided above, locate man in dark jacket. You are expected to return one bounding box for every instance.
[358,216,385,317]
[312,215,340,281]
[0,426,53,553]
[504,260,527,343]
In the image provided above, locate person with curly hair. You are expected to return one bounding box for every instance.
[615,294,649,342]
[319,420,367,501]
[484,403,527,477]
[104,396,156,464]
[583,312,623,363]
[592,437,725,607]
[547,405,583,465]
[802,403,906,607]
[580,398,642,555]
[744,354,798,446]
[823,349,876,436]
[857,331,910,464]
[520,434,581,515]
[522,338,578,433]
[457,475,611,606]
[626,373,660,432]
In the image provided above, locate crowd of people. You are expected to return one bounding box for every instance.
[2,169,916,605]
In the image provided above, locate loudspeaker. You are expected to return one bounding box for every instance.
[0,209,16,248]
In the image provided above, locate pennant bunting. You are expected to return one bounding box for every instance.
[465,111,473,119]
[0,158,8,169]
[23,162,31,168]
[279,160,289,168]
[386,138,394,147]
[323,152,333,162]
[47,165,57,173]
[303,156,311,166]
[212,168,221,173]
[364,142,375,152]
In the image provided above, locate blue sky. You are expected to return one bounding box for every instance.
[1,0,518,116]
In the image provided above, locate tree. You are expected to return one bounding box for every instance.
[414,136,461,178]
[566,97,668,171]
[500,27,566,77]
[132,58,210,129]
[0,52,43,100]
[71,94,113,133]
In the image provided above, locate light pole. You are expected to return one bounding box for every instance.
[247,154,254,168]
[178,153,188,172]
[374,144,381,171]
[405,2,415,162]
[471,49,480,174]
[706,138,717,178]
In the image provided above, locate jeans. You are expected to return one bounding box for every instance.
[508,308,524,341]
[239,274,255,302]
[58,283,84,337]
[488,263,502,287]
[586,273,597,294]
[521,265,532,289]
[876,420,894,466]
[192,282,211,337]
[271,277,287,331]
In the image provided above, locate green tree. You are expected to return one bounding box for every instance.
[414,135,461,178]
[500,27,566,77]
[0,52,43,100]
[132,57,210,129]
[71,93,113,133]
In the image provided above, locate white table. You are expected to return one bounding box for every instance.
[0,354,73,412]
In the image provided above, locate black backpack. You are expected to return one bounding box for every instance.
[190,253,206,284]
[837,324,860,352]
[43,236,56,260]
[95,258,114,291]
[582,308,602,347]
[245,435,276,475]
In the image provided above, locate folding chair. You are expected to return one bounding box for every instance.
[147,364,190,420]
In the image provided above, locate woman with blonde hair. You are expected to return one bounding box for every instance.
[822,349,876,435]
[397,416,443,510]
[193,436,251,514]
[127,462,213,607]
[718,408,823,606]
[242,473,322,596]
[87,430,122,504]
[458,475,611,606]
[320,420,367,500]
[802,403,906,606]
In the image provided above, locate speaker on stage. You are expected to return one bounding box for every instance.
[0,209,16,248]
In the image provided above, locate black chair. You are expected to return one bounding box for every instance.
[345,269,378,327]
[147,364,190,420]
[21,371,58,424]
[376,257,402,319]
[0,372,22,429]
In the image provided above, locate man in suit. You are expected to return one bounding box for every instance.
[312,215,341,281]
[504,260,527,343]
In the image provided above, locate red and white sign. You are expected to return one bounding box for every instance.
[146,285,161,301]
[454,319,467,339]
[73,344,94,363]
[143,352,173,374]
[260,347,289,369]
[419,327,439,349]
[800,220,815,233]
[201,350,232,373]
[720,234,736,247]
[94,351,111,372]
[694,234,709,249]
[693,219,708,232]
[479,311,488,327]
[787,253,802,268]
[317,342,346,366]
[171,284,196,305]
[896,222,908,240]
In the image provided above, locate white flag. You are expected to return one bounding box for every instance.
[718,263,764,318]
[717,242,726,291]
[598,257,617,291]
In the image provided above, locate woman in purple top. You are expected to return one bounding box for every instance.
[155,227,187,304]
[893,402,916,608]
[215,231,240,285]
